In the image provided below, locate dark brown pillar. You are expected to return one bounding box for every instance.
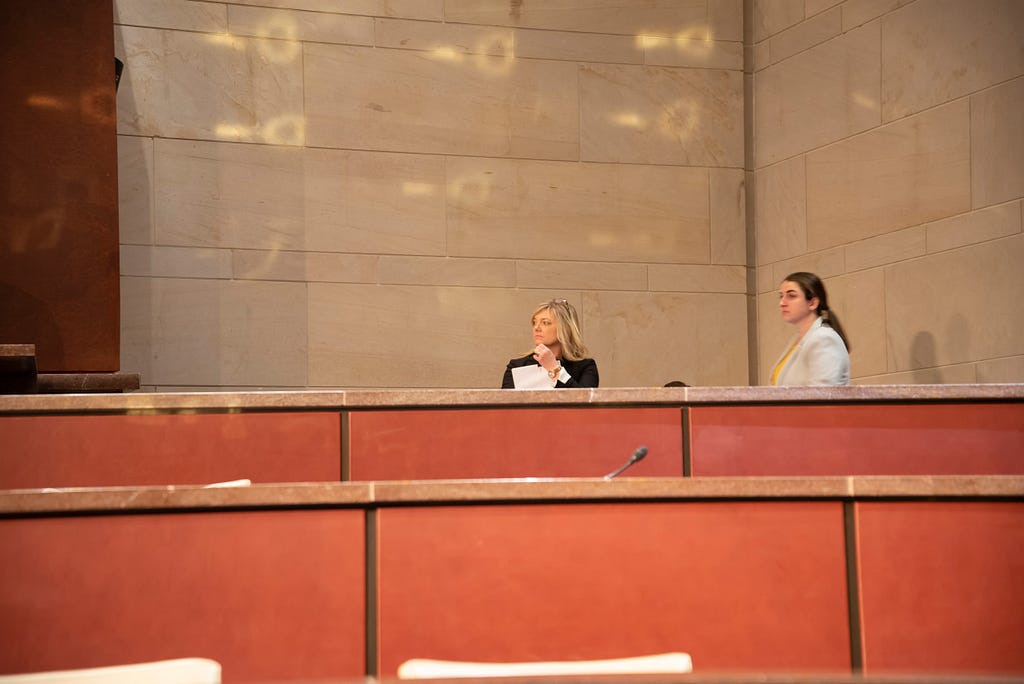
[0,0,119,372]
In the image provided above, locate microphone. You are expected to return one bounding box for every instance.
[604,446,648,480]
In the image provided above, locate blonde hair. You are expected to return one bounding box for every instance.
[530,299,590,361]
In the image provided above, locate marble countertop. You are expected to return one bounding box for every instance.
[1,383,1022,413]
[3,476,1022,515]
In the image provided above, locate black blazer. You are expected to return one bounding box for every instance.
[501,354,599,389]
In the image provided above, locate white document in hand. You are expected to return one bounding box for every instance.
[511,364,553,389]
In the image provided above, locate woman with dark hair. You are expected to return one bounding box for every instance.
[501,299,599,389]
[771,272,850,386]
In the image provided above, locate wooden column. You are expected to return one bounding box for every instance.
[0,0,119,372]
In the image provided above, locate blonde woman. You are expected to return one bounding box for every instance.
[501,299,599,389]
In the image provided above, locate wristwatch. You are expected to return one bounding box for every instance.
[547,366,560,379]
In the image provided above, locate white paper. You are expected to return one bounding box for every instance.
[511,364,553,389]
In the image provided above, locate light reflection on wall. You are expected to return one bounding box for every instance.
[612,112,646,129]
[205,32,245,51]
[448,174,492,203]
[474,33,515,75]
[402,182,436,197]
[431,46,464,63]
[203,14,305,145]
[262,114,305,145]
[239,246,285,280]
[673,27,713,58]
[637,27,714,59]
[851,91,880,112]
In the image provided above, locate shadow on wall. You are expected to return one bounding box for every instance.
[909,314,970,383]
[910,332,942,383]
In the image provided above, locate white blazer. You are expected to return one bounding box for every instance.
[773,316,849,386]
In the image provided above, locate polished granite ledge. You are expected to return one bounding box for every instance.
[2,476,1022,515]
[1,383,1022,414]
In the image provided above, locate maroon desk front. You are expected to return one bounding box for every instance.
[375,500,850,676]
[855,501,1024,674]
[1,480,1022,682]
[348,407,683,480]
[0,412,342,488]
[3,391,1024,486]
[688,403,1024,476]
[0,508,366,682]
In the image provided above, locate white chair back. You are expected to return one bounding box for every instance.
[0,658,221,684]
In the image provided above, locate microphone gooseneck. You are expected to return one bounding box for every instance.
[604,446,648,480]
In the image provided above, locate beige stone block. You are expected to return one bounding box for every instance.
[446,158,709,264]
[580,64,743,166]
[769,7,841,65]
[844,226,926,272]
[306,253,379,283]
[582,291,748,387]
[222,0,441,20]
[121,277,307,386]
[756,265,777,294]
[116,27,304,144]
[308,284,550,388]
[375,18,640,64]
[373,19,513,57]
[806,100,971,251]
[754,22,880,166]
[515,261,646,291]
[648,265,747,293]
[754,156,805,265]
[155,139,306,250]
[379,256,516,287]
[884,236,1024,371]
[117,135,154,245]
[304,148,446,255]
[643,37,743,70]
[516,27,641,63]
[807,0,844,15]
[853,363,977,385]
[751,0,804,42]
[444,0,709,37]
[841,0,913,31]
[881,0,1024,121]
[227,5,374,44]
[977,355,1024,383]
[114,0,227,31]
[770,248,845,285]
[972,77,1024,209]
[750,40,771,72]
[121,245,232,279]
[927,202,1022,254]
[709,0,744,42]
[304,44,578,160]
[232,251,379,283]
[710,168,747,265]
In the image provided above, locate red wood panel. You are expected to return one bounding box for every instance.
[0,509,366,682]
[0,412,341,488]
[689,404,1024,476]
[377,501,850,676]
[349,408,682,480]
[856,502,1024,675]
